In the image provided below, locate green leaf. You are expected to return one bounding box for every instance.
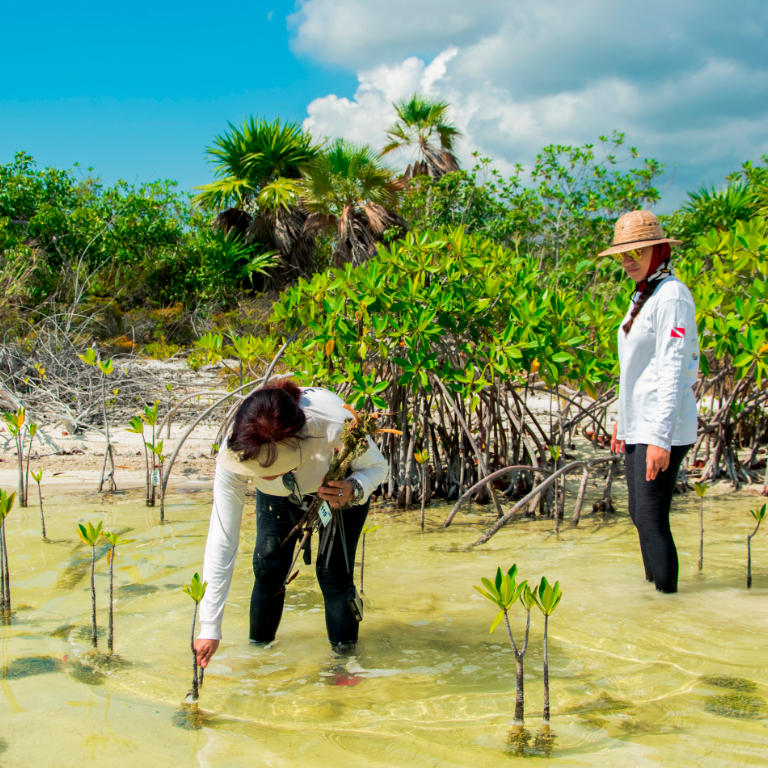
[489,610,505,634]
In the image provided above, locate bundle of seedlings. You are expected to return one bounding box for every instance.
[277,408,399,593]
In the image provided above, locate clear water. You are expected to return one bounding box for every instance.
[1,483,767,766]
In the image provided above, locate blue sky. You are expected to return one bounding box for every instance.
[0,1,355,192]
[2,0,766,209]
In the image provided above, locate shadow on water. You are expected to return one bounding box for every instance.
[172,703,224,731]
[3,655,63,680]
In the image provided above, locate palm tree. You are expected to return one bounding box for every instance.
[382,94,462,179]
[301,139,407,267]
[194,117,320,282]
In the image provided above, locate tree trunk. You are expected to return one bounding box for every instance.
[543,614,550,722]
[747,520,761,588]
[403,392,423,507]
[571,468,589,525]
[503,611,524,723]
[16,434,26,508]
[90,545,98,648]
[190,603,200,701]
[108,547,115,652]
[159,458,165,522]
[0,521,6,610]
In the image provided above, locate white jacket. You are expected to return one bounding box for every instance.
[198,387,389,640]
[617,275,699,450]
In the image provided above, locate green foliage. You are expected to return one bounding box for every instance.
[474,565,528,634]
[694,482,707,498]
[126,416,144,435]
[750,504,767,524]
[382,93,462,176]
[182,573,208,604]
[273,226,613,405]
[76,521,103,547]
[0,489,16,519]
[301,139,406,266]
[194,117,319,211]
[532,577,563,616]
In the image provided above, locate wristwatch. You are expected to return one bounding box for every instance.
[349,478,365,504]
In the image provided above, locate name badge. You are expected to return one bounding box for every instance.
[318,500,332,527]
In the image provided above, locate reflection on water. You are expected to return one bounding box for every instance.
[0,483,767,766]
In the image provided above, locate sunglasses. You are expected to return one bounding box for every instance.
[282,471,303,506]
[610,248,644,263]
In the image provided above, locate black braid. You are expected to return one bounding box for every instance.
[622,283,655,334]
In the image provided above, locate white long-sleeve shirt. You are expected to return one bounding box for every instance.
[616,275,699,450]
[198,387,389,640]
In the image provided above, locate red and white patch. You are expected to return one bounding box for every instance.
[671,327,685,338]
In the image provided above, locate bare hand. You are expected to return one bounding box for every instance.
[610,422,625,454]
[318,478,354,509]
[194,638,220,669]
[646,445,670,481]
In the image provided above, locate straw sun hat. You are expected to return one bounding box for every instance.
[598,210,682,257]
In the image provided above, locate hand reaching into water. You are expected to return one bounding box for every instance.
[610,422,625,454]
[194,638,219,668]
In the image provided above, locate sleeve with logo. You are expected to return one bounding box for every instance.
[651,297,695,451]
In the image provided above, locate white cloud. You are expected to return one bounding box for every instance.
[295,0,768,206]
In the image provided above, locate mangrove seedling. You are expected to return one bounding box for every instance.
[474,564,530,722]
[79,349,117,492]
[747,503,766,589]
[142,402,160,506]
[30,469,46,539]
[694,482,707,570]
[126,416,151,506]
[148,439,167,521]
[532,577,563,722]
[415,450,429,530]
[183,573,208,702]
[77,521,103,647]
[359,524,380,593]
[2,409,29,506]
[102,532,135,652]
[0,489,16,612]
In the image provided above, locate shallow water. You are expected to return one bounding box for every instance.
[1,481,767,767]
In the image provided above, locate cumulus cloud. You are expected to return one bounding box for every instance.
[294,0,768,206]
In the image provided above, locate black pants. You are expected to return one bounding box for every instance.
[625,443,690,593]
[250,491,369,645]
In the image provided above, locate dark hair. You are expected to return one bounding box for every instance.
[228,379,306,467]
[622,243,671,335]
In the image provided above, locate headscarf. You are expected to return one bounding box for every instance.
[623,243,673,334]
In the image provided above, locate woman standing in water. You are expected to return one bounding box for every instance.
[193,380,388,670]
[602,210,699,593]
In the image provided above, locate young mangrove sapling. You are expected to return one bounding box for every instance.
[747,504,766,589]
[77,522,103,647]
[142,402,160,506]
[474,565,530,723]
[126,416,151,505]
[2,409,27,507]
[148,440,167,521]
[183,573,208,701]
[31,469,46,539]
[102,532,135,652]
[78,349,117,492]
[0,489,16,612]
[694,482,707,570]
[532,577,563,722]
[359,524,380,593]
[415,450,429,530]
